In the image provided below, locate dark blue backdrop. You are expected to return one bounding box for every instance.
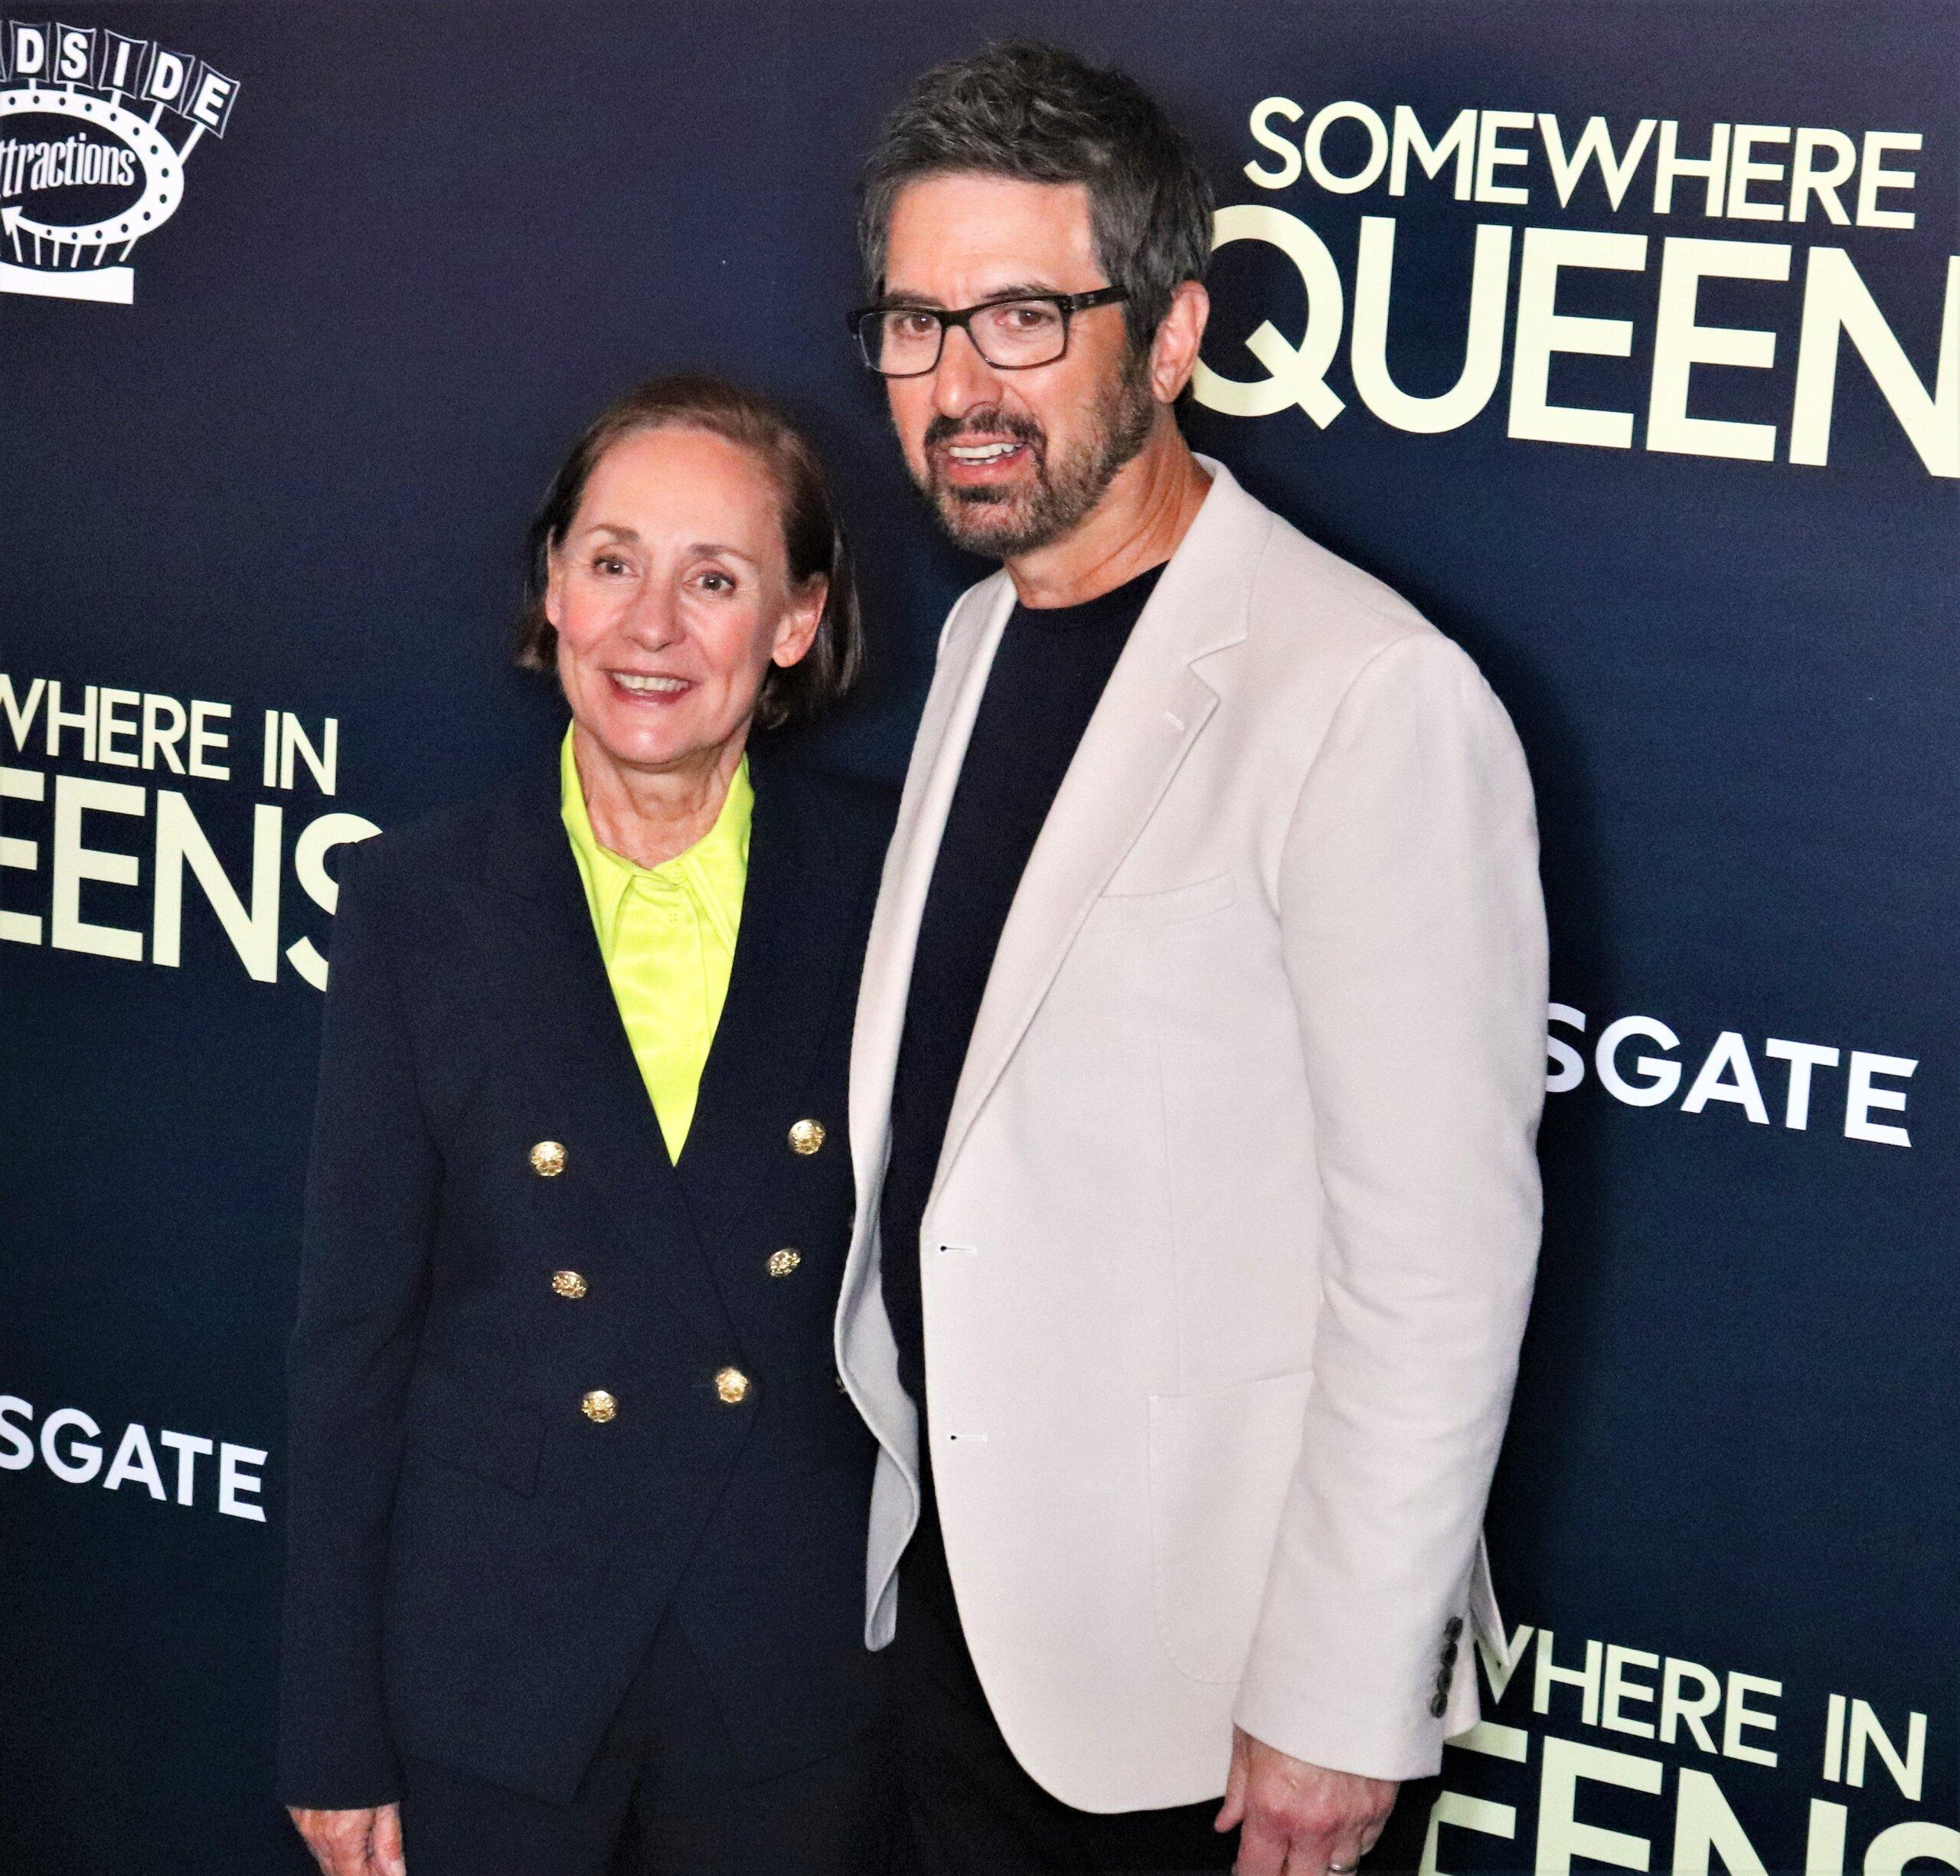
[3,5,1953,1871]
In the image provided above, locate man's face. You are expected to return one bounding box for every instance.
[878,173,1155,559]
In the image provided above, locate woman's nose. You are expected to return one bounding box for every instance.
[622,581,684,645]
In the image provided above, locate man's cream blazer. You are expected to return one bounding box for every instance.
[835,459,1547,1811]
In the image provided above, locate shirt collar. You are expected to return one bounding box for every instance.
[559,726,753,949]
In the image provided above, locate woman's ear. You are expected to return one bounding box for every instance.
[772,575,827,669]
[543,550,565,631]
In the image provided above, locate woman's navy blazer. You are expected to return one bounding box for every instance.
[277,744,897,1810]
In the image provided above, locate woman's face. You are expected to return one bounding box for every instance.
[546,425,823,776]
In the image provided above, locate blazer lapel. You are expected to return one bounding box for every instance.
[447,770,731,1350]
[846,573,1018,1212]
[929,461,1271,1204]
[675,754,871,1274]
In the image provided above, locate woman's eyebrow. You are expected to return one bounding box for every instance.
[575,525,760,564]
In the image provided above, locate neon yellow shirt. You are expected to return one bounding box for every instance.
[560,727,751,1161]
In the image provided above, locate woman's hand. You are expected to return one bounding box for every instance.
[288,1802,406,1876]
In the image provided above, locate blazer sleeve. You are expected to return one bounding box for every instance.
[277,836,437,1809]
[1232,629,1547,1781]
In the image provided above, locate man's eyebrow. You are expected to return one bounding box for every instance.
[876,283,1062,310]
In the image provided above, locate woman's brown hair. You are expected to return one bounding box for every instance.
[516,374,864,732]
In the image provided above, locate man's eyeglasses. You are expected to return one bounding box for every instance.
[847,287,1129,377]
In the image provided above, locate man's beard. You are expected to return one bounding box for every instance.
[913,358,1157,559]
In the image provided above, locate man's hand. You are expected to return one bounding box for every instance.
[288,1802,406,1876]
[1214,1727,1398,1876]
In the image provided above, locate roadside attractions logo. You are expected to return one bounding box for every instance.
[0,19,238,305]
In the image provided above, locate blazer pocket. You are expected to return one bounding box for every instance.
[1147,1368,1312,1685]
[400,1364,544,1498]
[1089,872,1236,931]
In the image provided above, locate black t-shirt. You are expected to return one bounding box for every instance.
[879,563,1166,1424]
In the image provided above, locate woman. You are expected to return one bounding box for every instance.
[279,376,897,1875]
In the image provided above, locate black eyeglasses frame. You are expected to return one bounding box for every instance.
[845,286,1131,377]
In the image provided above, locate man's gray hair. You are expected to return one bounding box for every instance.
[858,41,1215,355]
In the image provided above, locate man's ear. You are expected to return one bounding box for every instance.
[1150,280,1210,404]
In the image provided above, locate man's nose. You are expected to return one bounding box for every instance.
[929,323,1002,420]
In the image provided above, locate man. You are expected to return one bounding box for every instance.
[833,42,1548,1876]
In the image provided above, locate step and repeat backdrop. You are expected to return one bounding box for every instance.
[2,3,1953,1871]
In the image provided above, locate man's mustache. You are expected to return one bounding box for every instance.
[923,410,1046,453]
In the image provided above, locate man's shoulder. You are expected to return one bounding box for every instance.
[1243,497,1439,668]
[1206,476,1506,760]
[1216,492,1515,745]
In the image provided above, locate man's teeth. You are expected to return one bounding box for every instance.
[613,674,688,693]
[948,442,1021,462]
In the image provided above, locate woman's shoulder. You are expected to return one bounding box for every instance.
[751,746,900,856]
[796,763,901,842]
[337,772,554,907]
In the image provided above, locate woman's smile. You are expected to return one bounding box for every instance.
[607,670,694,700]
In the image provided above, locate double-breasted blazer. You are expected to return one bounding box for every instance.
[278,744,895,1809]
[835,460,1548,1809]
